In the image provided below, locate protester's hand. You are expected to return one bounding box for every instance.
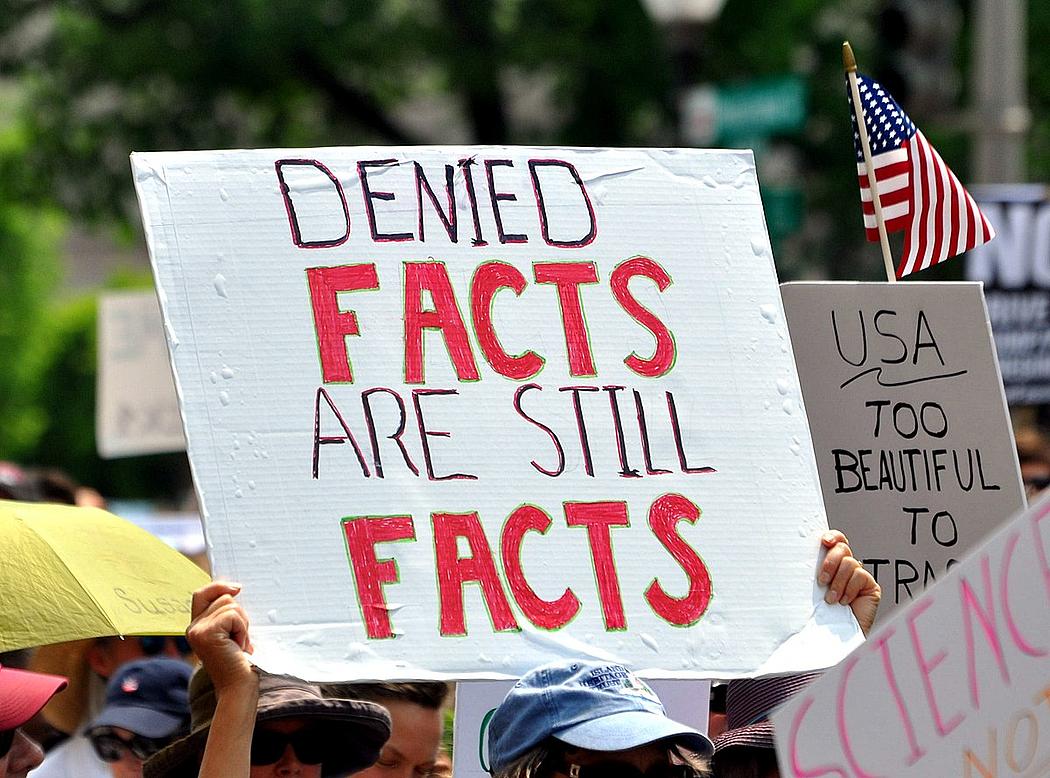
[187,581,257,696]
[191,582,261,778]
[818,531,881,637]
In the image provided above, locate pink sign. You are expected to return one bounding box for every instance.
[774,492,1050,776]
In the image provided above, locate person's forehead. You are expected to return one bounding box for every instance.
[383,702,443,756]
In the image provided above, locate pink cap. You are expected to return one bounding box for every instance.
[0,663,68,731]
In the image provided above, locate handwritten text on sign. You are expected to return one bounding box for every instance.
[133,147,858,679]
[774,493,1050,777]
[782,283,1025,615]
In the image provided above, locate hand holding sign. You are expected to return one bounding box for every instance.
[774,494,1050,777]
[186,582,256,698]
[783,282,1025,616]
[819,531,881,635]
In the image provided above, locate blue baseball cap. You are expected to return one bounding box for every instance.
[87,658,192,739]
[487,659,713,772]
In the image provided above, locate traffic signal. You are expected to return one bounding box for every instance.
[876,0,962,115]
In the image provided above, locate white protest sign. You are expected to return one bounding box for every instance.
[132,146,861,680]
[96,290,186,458]
[453,679,710,778]
[782,282,1025,615]
[774,491,1050,777]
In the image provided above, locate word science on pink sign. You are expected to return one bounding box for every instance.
[775,494,1050,778]
[132,146,860,680]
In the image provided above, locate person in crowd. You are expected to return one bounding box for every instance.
[24,468,107,509]
[32,636,192,778]
[430,750,451,778]
[321,682,450,778]
[7,460,183,775]
[85,658,192,778]
[487,658,714,778]
[484,532,881,778]
[0,651,62,756]
[1016,425,1050,500]
[0,463,37,501]
[704,533,881,778]
[162,531,876,778]
[710,673,820,778]
[0,662,68,778]
[1,467,104,756]
[0,462,105,508]
[707,684,727,741]
[142,582,391,778]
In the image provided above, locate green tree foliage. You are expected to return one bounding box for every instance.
[0,200,64,456]
[20,287,191,498]
[0,0,1024,495]
[702,0,873,279]
[0,0,672,496]
[0,0,985,277]
[1029,1,1050,183]
[0,0,671,222]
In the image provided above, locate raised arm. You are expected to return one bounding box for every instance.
[186,581,259,778]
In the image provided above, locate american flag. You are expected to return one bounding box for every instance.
[848,72,995,278]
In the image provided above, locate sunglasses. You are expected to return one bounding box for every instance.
[250,728,327,766]
[0,728,14,760]
[90,730,170,762]
[559,762,699,778]
[137,635,192,656]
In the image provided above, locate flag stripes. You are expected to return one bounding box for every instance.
[847,71,996,278]
[898,131,994,277]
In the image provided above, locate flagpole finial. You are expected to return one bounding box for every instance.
[842,41,857,73]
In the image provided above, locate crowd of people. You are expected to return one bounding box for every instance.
[3,423,1047,777]
[1,506,878,778]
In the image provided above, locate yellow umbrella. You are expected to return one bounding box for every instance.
[0,499,211,652]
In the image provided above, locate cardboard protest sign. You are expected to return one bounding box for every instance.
[454,679,710,778]
[782,282,1025,614]
[132,146,861,680]
[773,491,1050,777]
[96,290,186,458]
[967,185,1050,405]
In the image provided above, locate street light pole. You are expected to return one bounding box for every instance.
[972,0,1028,183]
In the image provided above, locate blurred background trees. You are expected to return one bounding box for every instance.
[0,0,1035,498]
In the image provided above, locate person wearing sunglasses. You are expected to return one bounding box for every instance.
[486,658,713,778]
[85,658,192,778]
[32,635,193,778]
[486,532,882,778]
[135,637,193,658]
[0,662,67,778]
[142,582,391,778]
[320,681,451,778]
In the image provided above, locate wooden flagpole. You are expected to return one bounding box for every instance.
[843,41,897,282]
